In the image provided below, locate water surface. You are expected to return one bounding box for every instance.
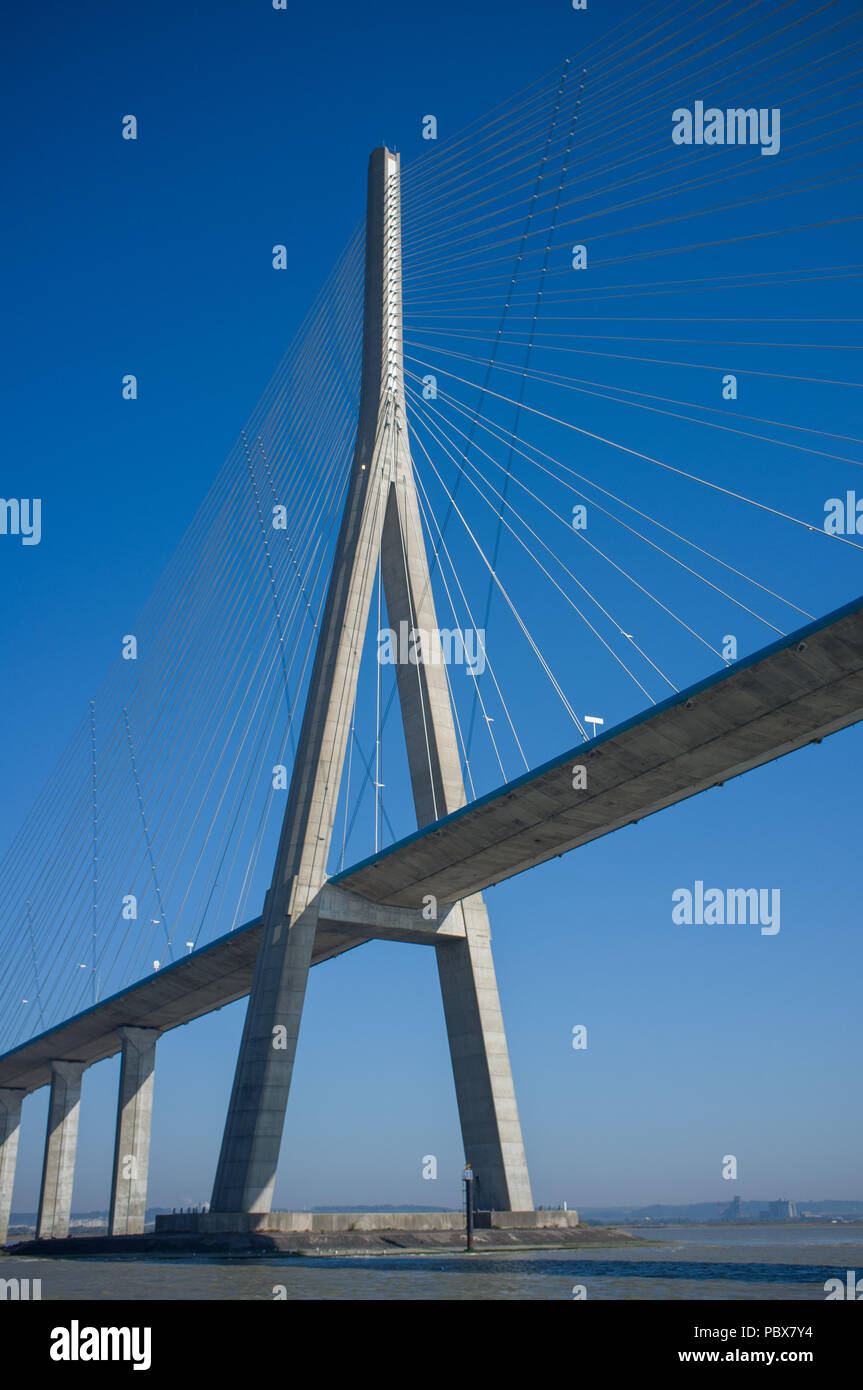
[3,1225,861,1300]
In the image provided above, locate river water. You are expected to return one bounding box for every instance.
[3,1226,862,1300]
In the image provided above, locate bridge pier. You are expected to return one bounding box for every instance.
[37,1060,86,1240]
[109,1027,159,1236]
[0,1088,24,1244]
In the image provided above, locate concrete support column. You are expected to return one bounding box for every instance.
[37,1060,87,1240]
[109,1027,159,1235]
[0,1089,25,1244]
[377,285,534,1209]
[436,898,534,1212]
[210,150,399,1216]
[212,894,321,1213]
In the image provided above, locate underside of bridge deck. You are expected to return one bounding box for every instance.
[2,593,861,1098]
[331,594,863,907]
[0,919,369,1094]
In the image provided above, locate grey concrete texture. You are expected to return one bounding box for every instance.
[209,150,418,1215]
[109,1027,159,1236]
[0,1089,24,1244]
[0,894,454,1095]
[156,1209,578,1234]
[37,1061,87,1240]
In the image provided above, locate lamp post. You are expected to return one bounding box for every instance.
[464,1163,474,1251]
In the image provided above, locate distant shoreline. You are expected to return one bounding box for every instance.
[9,1217,859,1239]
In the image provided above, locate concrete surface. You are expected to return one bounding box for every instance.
[0,1089,23,1245]
[36,1061,86,1240]
[109,1027,159,1236]
[154,1209,578,1233]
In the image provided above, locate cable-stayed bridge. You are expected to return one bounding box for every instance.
[2,0,862,1241]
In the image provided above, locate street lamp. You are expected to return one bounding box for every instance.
[463,1163,474,1252]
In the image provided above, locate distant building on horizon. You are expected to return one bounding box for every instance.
[759,1198,798,1220]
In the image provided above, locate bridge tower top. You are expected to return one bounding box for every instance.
[356,146,407,470]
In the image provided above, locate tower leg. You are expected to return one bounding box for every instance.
[211,896,320,1212]
[378,321,533,1214]
[211,149,401,1216]
[0,1089,24,1244]
[37,1060,86,1239]
[109,1027,158,1235]
[436,899,533,1211]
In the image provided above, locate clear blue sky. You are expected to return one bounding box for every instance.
[2,0,862,1215]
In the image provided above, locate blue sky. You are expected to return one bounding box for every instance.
[2,0,862,1215]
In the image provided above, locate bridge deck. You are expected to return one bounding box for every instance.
[332,594,863,906]
[2,594,861,1094]
[0,922,366,1094]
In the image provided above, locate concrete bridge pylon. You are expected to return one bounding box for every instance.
[209,148,534,1216]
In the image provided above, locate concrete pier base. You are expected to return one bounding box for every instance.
[156,1209,579,1235]
[0,1089,24,1244]
[36,1060,87,1240]
[109,1027,158,1236]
